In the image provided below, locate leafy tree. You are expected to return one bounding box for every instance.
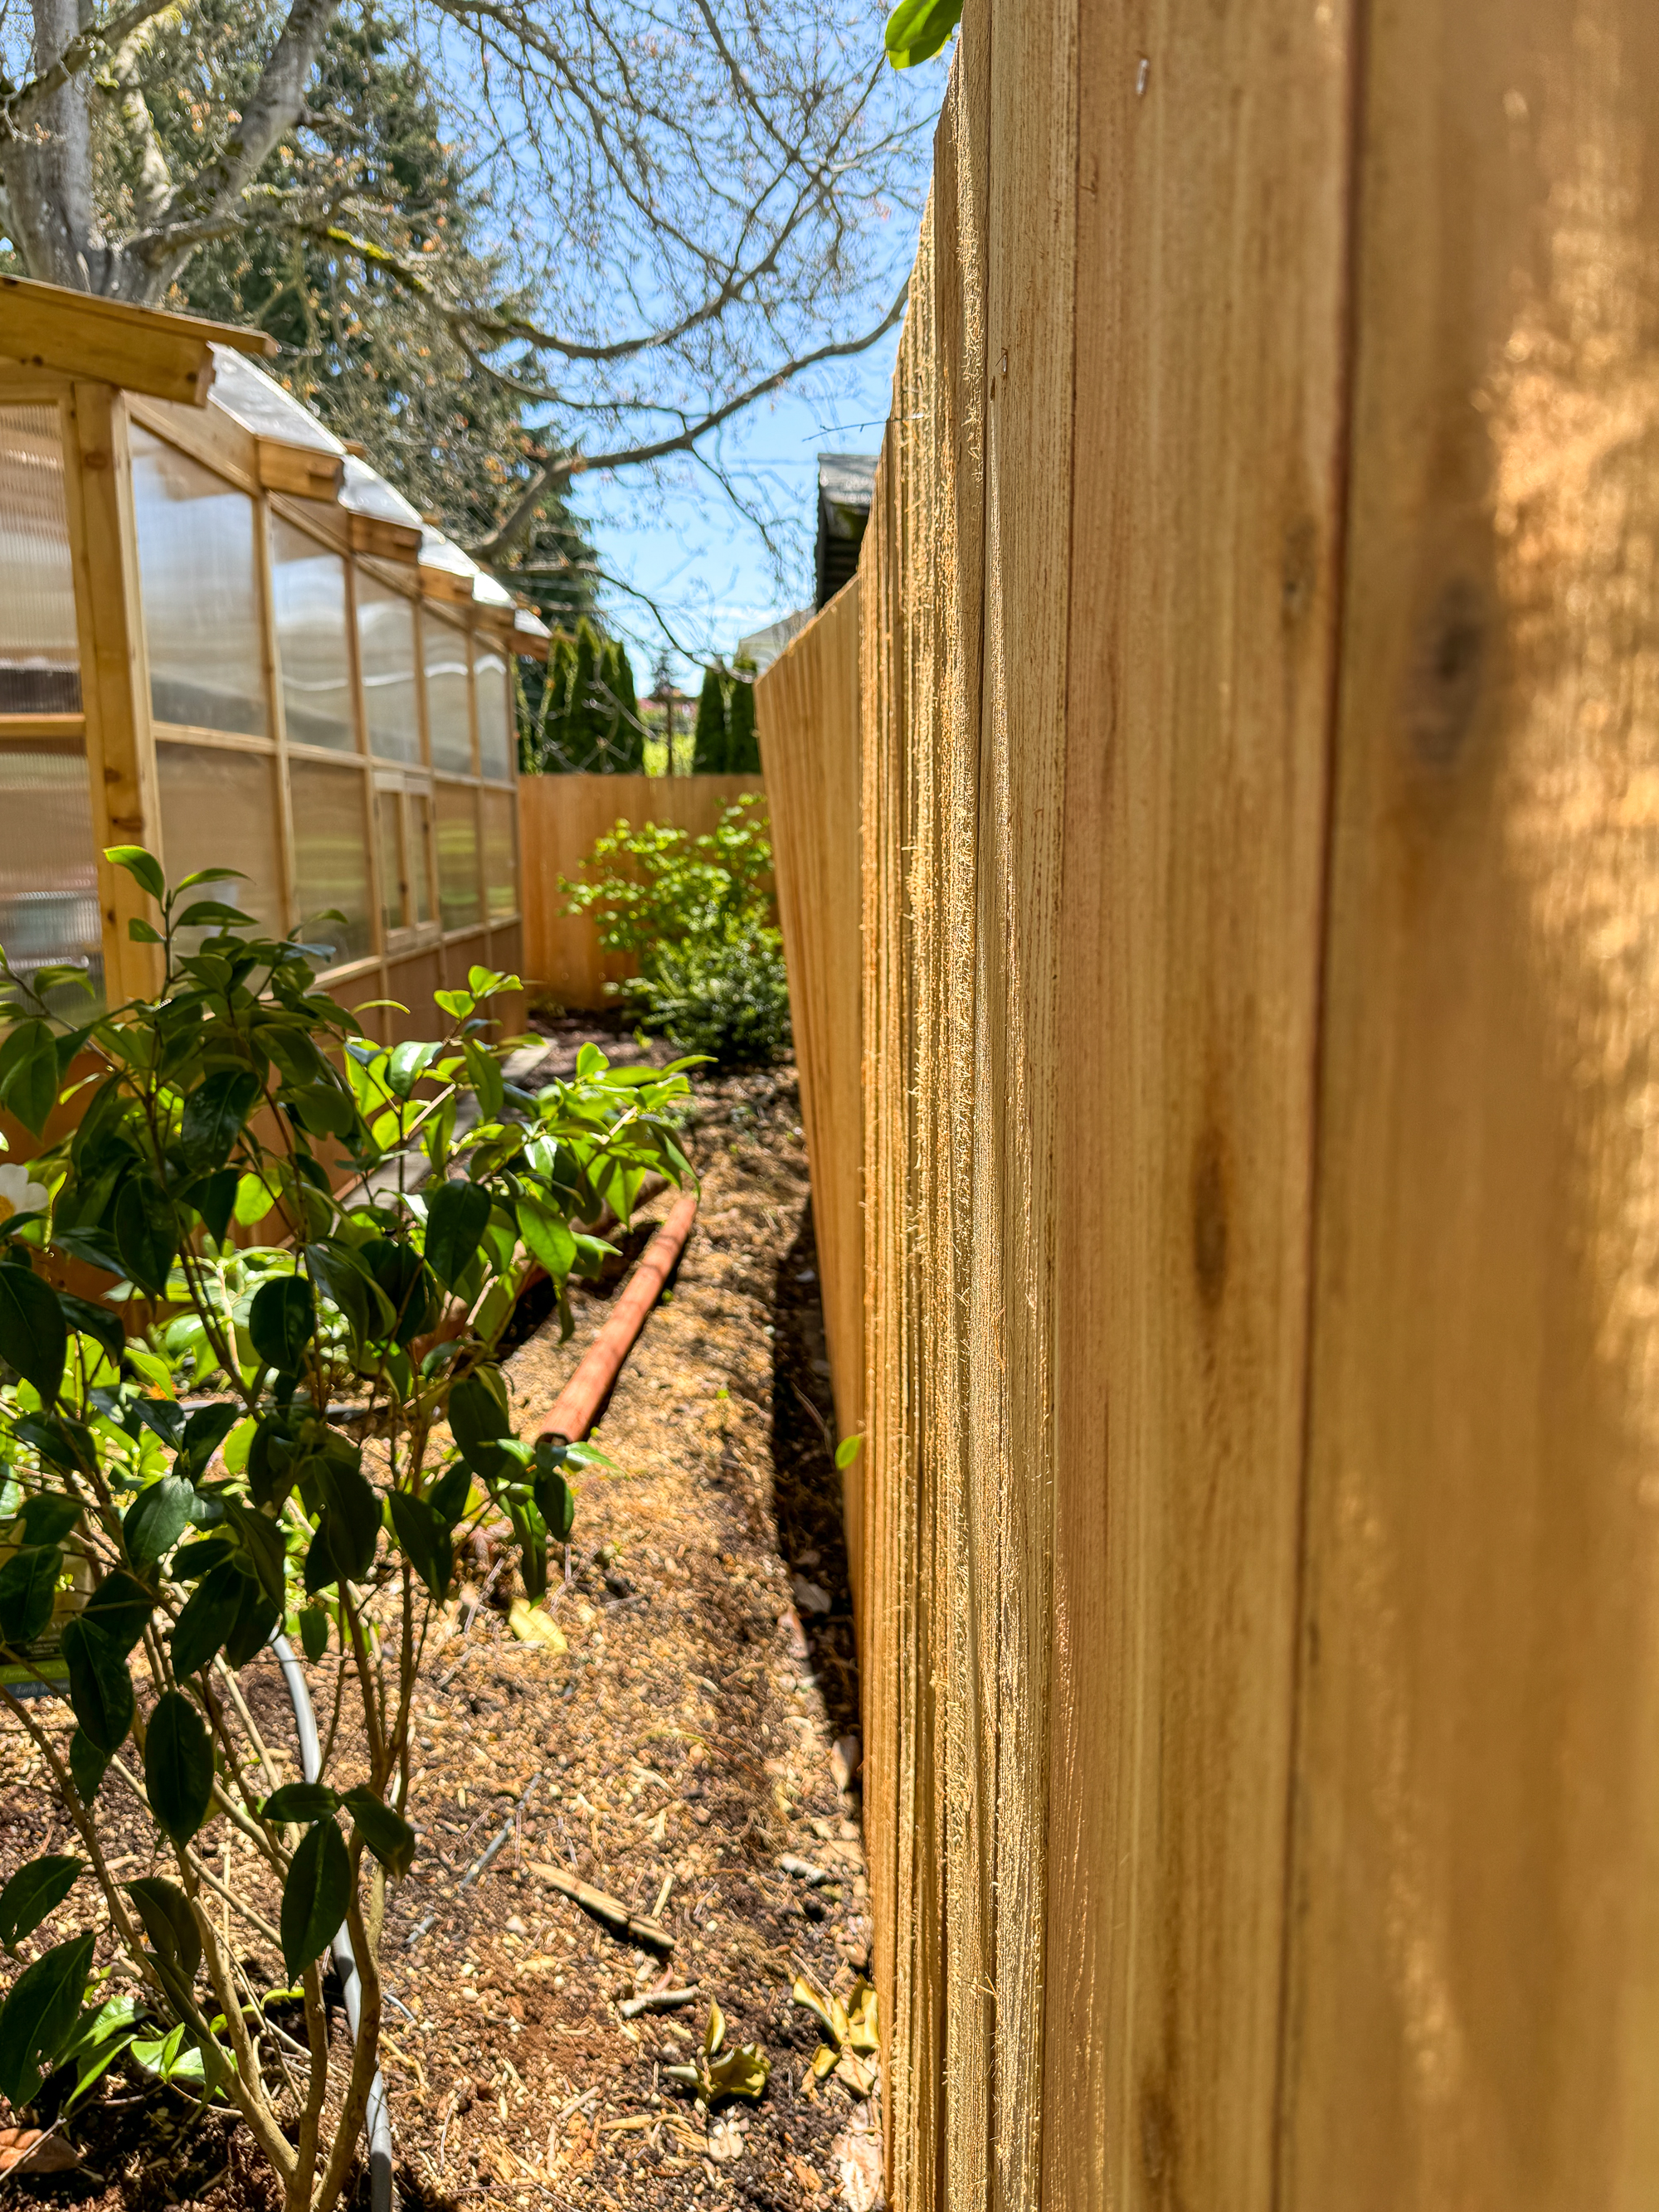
[693,664,728,775]
[606,641,644,771]
[563,795,790,1063]
[725,654,761,774]
[525,622,643,772]
[0,848,696,2212]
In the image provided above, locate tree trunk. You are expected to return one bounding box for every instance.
[0,0,124,292]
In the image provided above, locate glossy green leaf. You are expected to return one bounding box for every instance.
[0,1018,59,1136]
[82,1568,154,1655]
[56,1289,124,1369]
[0,1856,81,1950]
[170,1558,246,1678]
[280,1819,350,1982]
[424,1177,491,1291]
[15,1493,79,1547]
[0,1932,95,2108]
[0,1263,67,1404]
[180,1067,261,1169]
[192,1166,241,1246]
[342,1787,416,1881]
[124,1875,202,1981]
[68,1728,109,1806]
[261,1782,338,1824]
[249,1275,314,1374]
[124,1475,196,1568]
[144,1689,213,1844]
[112,1178,176,1296]
[387,1490,451,1602]
[104,845,166,902]
[60,1616,134,1753]
[298,1603,329,1662]
[180,1401,241,1477]
[516,1201,577,1284]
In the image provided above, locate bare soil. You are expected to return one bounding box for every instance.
[0,1024,879,2212]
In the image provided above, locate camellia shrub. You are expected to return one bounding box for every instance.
[0,848,696,2212]
[562,794,791,1066]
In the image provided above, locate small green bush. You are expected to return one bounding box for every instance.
[562,795,791,1065]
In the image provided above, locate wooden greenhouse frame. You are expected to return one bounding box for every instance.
[0,274,548,1035]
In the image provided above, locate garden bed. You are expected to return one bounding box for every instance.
[0,1028,878,2212]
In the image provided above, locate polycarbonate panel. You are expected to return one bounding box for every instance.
[356,573,420,761]
[435,781,480,931]
[0,746,102,1009]
[479,786,517,921]
[377,787,405,935]
[0,407,80,714]
[422,613,472,774]
[157,741,284,938]
[130,425,266,737]
[474,644,513,781]
[272,518,354,751]
[289,759,372,968]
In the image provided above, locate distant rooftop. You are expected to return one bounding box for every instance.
[815,452,877,610]
[739,608,813,674]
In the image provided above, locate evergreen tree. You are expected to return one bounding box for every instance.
[608,644,644,771]
[726,655,761,773]
[693,663,729,774]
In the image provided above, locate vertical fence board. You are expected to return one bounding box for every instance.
[1282,2,1659,2206]
[1041,1,1355,2207]
[517,772,764,1009]
[755,580,866,1612]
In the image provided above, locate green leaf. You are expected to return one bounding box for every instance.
[260,1782,339,1825]
[306,1242,396,1358]
[56,1290,124,1369]
[181,1067,262,1169]
[221,1588,280,1670]
[341,1787,416,1881]
[68,1729,109,1806]
[0,1856,81,1949]
[386,1490,451,1602]
[173,900,256,930]
[124,1475,196,1568]
[192,1167,241,1247]
[112,1178,177,1296]
[15,1494,80,1547]
[171,1559,247,1678]
[82,1568,154,1655]
[428,1463,471,1522]
[883,0,960,65]
[0,1541,61,1650]
[448,1370,512,1475]
[180,1401,241,1478]
[533,1466,576,1545]
[0,1018,59,1135]
[221,1500,286,1610]
[249,1276,314,1375]
[234,1171,280,1227]
[144,1689,213,1844]
[0,1263,68,1404]
[0,1932,96,2107]
[834,1434,864,1471]
[104,845,166,902]
[128,918,163,945]
[358,1240,438,1347]
[298,1604,329,1662]
[314,1454,381,1584]
[60,1616,134,1753]
[424,1178,491,1291]
[517,1201,577,1285]
[124,1875,202,1981]
[463,1038,504,1121]
[280,1819,350,1981]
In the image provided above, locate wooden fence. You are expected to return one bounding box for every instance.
[752,579,864,1618]
[516,773,764,1009]
[760,0,1659,2206]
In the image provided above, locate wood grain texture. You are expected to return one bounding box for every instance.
[62,382,164,1001]
[516,774,764,1009]
[753,578,866,1616]
[1043,1,1355,2207]
[1282,2,1659,2205]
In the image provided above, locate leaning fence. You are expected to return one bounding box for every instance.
[757,2,1659,2207]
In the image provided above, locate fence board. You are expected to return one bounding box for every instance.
[517,773,764,1009]
[1282,2,1659,2205]
[754,580,866,1615]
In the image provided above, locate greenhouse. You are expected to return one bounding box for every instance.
[0,275,547,1034]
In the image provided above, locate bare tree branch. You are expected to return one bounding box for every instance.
[472,277,909,561]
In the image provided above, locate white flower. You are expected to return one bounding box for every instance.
[0,1164,47,1227]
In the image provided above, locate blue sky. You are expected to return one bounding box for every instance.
[571,331,902,689]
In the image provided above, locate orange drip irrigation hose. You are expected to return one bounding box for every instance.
[539,1187,700,1445]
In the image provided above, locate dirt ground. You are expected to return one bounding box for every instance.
[0,1023,880,2212]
